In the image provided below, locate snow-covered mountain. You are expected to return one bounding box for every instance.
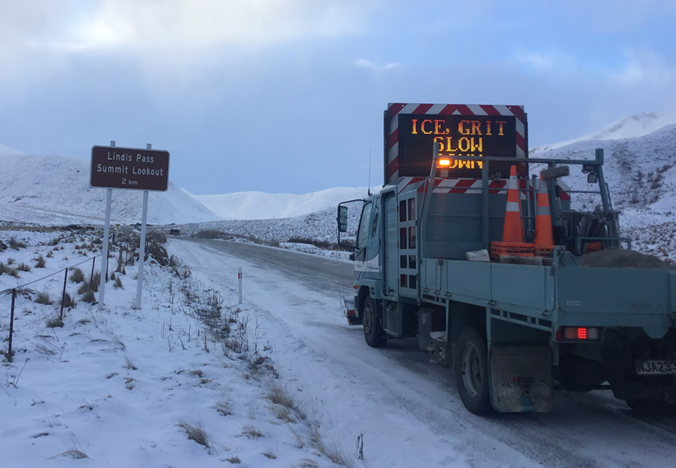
[0,153,219,225]
[190,186,374,220]
[530,118,675,262]
[0,143,22,155]
[531,112,676,153]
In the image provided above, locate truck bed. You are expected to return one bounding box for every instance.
[421,251,676,339]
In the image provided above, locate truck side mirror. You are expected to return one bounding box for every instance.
[338,206,348,233]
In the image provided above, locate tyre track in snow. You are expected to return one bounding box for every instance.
[173,238,676,468]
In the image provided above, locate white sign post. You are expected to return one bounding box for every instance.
[98,141,115,310]
[136,143,151,309]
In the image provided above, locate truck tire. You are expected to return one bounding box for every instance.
[455,326,493,415]
[363,297,387,348]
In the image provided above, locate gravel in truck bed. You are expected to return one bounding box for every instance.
[577,248,676,269]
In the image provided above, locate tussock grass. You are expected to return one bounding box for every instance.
[90,272,100,292]
[267,382,305,420]
[226,457,241,464]
[9,238,26,250]
[49,450,88,460]
[310,424,353,468]
[215,401,232,417]
[178,421,210,448]
[35,255,46,268]
[46,317,64,328]
[34,291,54,305]
[7,257,15,265]
[123,357,137,370]
[78,282,95,303]
[60,292,75,309]
[17,262,31,272]
[69,268,84,283]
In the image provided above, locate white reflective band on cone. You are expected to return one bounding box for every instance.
[506,201,520,212]
[537,206,551,215]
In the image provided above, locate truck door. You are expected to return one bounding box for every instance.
[382,191,398,296]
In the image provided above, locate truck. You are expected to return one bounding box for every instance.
[338,103,676,415]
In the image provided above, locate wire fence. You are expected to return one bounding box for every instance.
[2,254,103,361]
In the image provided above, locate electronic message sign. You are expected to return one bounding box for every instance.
[397,114,518,178]
[90,146,170,191]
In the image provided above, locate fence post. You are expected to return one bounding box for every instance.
[7,289,16,360]
[60,268,68,320]
[90,256,96,285]
[238,267,242,305]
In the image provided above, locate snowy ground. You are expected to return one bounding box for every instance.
[0,230,351,467]
[2,230,675,468]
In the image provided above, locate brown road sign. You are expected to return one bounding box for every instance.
[91,146,170,191]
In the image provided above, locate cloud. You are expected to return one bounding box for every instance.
[355,58,401,72]
[612,49,676,87]
[55,0,374,52]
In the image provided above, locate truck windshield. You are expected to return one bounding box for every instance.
[356,203,373,248]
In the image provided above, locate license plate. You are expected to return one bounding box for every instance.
[635,360,676,375]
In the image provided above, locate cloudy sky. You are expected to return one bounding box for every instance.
[1,0,674,195]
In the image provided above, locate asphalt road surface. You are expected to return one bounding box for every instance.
[175,238,676,468]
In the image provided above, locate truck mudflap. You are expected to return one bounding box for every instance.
[490,346,553,412]
[342,297,362,326]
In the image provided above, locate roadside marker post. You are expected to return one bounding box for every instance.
[238,267,243,304]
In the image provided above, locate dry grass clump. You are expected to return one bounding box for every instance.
[215,401,232,417]
[46,316,64,328]
[49,450,88,460]
[226,457,241,464]
[78,282,96,303]
[113,276,123,289]
[90,272,100,292]
[178,421,210,448]
[69,268,84,283]
[35,255,46,268]
[5,267,19,278]
[60,292,76,309]
[267,382,305,421]
[6,257,15,265]
[9,238,27,250]
[34,291,54,305]
[17,262,31,272]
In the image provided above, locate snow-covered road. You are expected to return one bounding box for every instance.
[171,239,676,468]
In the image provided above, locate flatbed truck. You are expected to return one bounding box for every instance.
[339,103,676,414]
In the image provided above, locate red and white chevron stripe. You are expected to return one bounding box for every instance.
[386,103,527,184]
[395,176,509,196]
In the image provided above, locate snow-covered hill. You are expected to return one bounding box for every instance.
[0,143,22,155]
[530,120,675,262]
[0,154,219,225]
[190,186,375,220]
[531,112,676,153]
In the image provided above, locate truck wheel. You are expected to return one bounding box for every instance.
[363,297,387,348]
[455,327,493,415]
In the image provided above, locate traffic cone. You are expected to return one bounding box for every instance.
[534,175,555,256]
[490,165,534,260]
[502,166,525,243]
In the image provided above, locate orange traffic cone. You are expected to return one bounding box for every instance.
[490,166,534,260]
[502,166,525,243]
[534,175,555,255]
